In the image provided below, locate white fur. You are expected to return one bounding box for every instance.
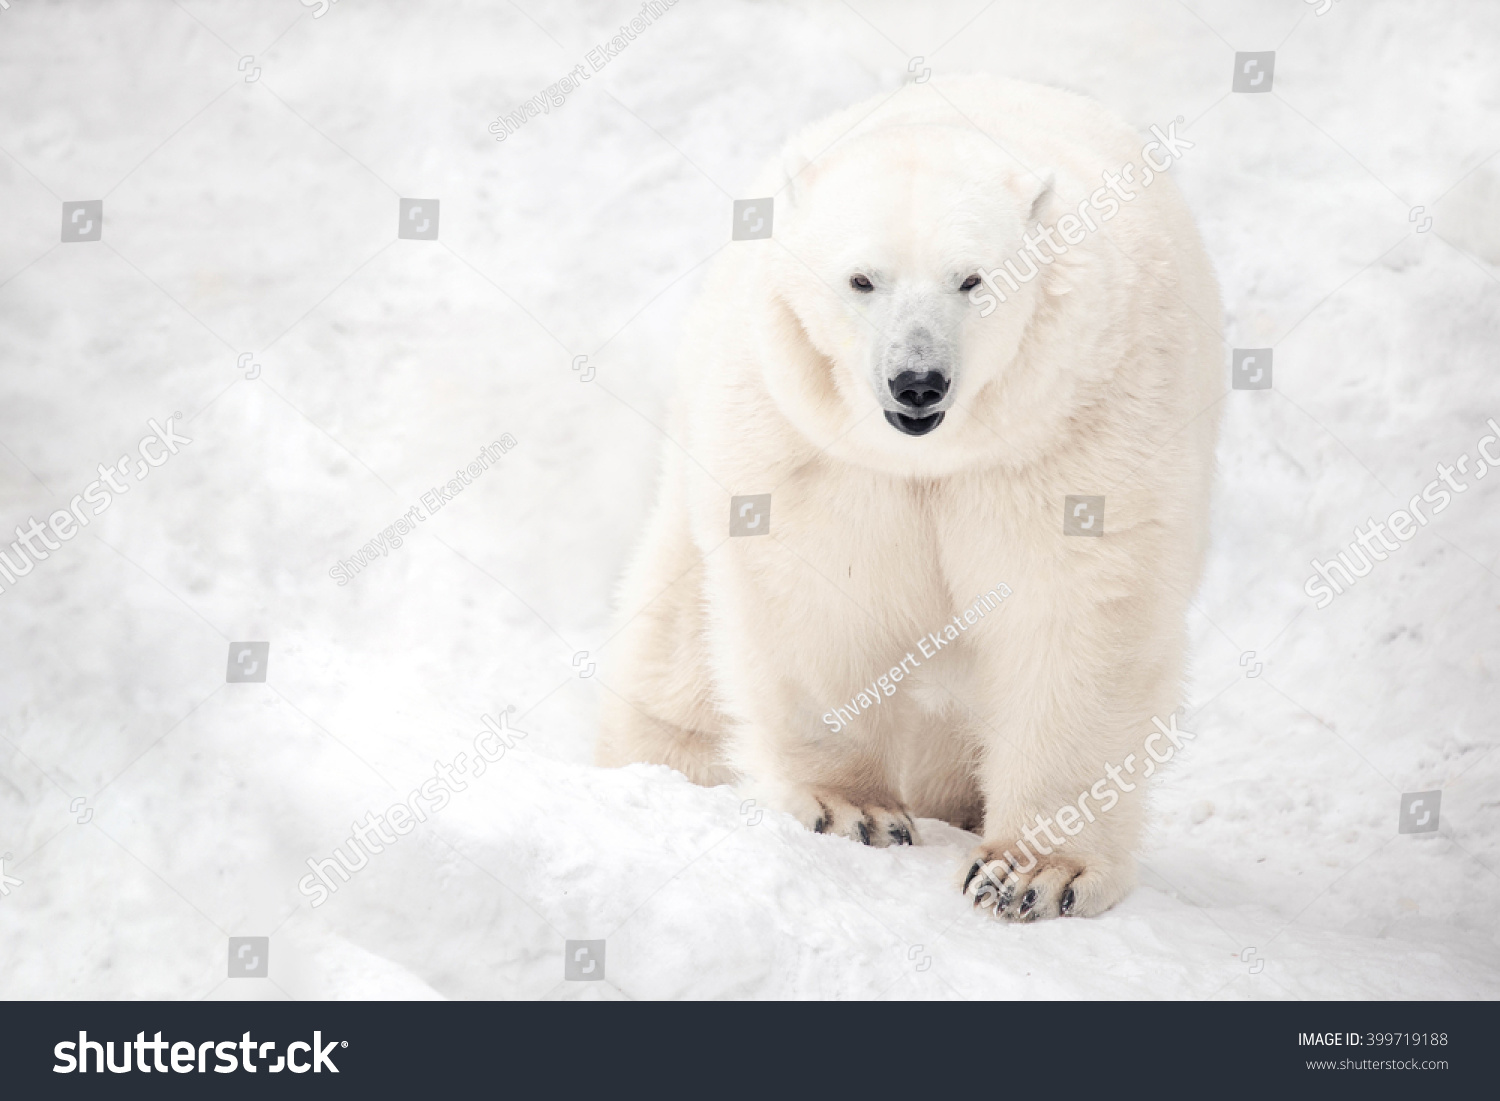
[596,76,1222,921]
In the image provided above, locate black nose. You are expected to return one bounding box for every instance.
[889,370,949,410]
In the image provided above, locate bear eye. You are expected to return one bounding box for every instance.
[960,274,981,292]
[850,274,874,292]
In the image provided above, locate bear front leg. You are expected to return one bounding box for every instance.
[954,597,1188,921]
[701,519,928,848]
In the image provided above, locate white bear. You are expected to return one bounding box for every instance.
[596,75,1221,921]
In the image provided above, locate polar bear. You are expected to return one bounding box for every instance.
[596,75,1221,921]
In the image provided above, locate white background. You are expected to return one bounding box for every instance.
[0,0,1496,999]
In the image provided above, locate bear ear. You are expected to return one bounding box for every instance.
[1027,173,1056,223]
[780,145,814,209]
[1008,171,1078,297]
[1001,170,1055,222]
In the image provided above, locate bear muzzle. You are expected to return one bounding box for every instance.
[885,369,949,435]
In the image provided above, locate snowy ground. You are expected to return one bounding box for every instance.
[0,0,1497,1000]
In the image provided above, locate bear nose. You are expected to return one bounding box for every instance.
[889,370,949,410]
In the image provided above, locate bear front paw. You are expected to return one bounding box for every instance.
[961,843,1130,921]
[784,789,919,847]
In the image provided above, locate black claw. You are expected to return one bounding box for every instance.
[889,824,912,845]
[1060,888,1075,915]
[813,817,827,834]
[1020,888,1037,915]
[857,820,871,845]
[963,860,983,893]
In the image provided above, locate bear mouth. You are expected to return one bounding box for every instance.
[885,410,945,436]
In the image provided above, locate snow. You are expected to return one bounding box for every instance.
[0,0,1497,1000]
